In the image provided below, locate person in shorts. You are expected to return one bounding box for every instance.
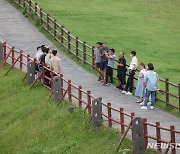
[94,42,102,81]
[99,43,110,82]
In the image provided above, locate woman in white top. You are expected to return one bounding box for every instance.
[135,63,146,103]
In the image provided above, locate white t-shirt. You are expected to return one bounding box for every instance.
[129,56,138,70]
[35,50,43,61]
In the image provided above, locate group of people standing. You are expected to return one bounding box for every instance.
[34,45,61,87]
[94,42,159,110]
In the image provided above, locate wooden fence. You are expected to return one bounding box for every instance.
[11,0,180,112]
[1,40,180,153]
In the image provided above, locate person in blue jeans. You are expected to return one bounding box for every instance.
[141,63,158,110]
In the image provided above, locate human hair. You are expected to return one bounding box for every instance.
[96,42,102,46]
[44,48,49,54]
[140,63,146,69]
[37,46,41,51]
[52,50,58,56]
[41,47,46,53]
[148,63,154,70]
[131,51,136,56]
[41,45,45,48]
[110,49,115,53]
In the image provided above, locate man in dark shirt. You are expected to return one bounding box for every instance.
[117,52,127,91]
[99,43,110,82]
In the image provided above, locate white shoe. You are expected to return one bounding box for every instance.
[147,102,151,106]
[150,106,154,110]
[141,106,147,110]
[139,102,144,106]
[125,92,132,95]
[122,90,126,94]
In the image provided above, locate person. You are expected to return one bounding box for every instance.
[135,63,146,103]
[141,63,158,110]
[123,51,138,95]
[94,42,102,81]
[50,50,61,74]
[99,43,110,82]
[104,49,116,85]
[45,48,54,68]
[117,52,127,91]
[34,45,44,74]
[35,45,45,63]
[45,48,54,87]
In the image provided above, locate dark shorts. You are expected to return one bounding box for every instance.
[117,72,126,85]
[95,62,100,68]
[100,61,108,71]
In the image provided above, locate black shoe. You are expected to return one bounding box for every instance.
[98,77,102,81]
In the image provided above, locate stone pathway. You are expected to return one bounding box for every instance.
[0,0,180,147]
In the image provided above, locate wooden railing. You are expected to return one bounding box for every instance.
[1,41,180,153]
[11,0,180,112]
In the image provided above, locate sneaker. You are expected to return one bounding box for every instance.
[122,90,126,94]
[139,102,144,106]
[103,83,110,86]
[147,102,151,106]
[141,106,147,110]
[150,106,154,110]
[125,92,132,95]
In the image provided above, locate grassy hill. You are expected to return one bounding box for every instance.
[0,65,157,154]
[33,0,180,84]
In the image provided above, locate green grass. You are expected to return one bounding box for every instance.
[33,0,180,84]
[0,65,159,154]
[6,0,180,116]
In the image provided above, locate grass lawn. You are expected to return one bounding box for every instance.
[0,65,159,153]
[33,0,180,84]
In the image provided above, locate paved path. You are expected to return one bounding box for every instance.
[0,0,180,145]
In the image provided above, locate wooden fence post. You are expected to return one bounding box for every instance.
[78,86,82,107]
[75,37,79,58]
[120,108,125,134]
[47,14,50,32]
[23,0,25,7]
[11,47,15,65]
[156,122,161,152]
[83,42,86,64]
[27,54,30,63]
[107,102,112,127]
[92,46,95,69]
[87,91,91,113]
[60,26,64,44]
[131,112,135,138]
[42,64,45,85]
[29,0,31,12]
[68,80,72,102]
[60,74,63,88]
[165,78,169,107]
[35,3,37,15]
[54,20,57,41]
[19,50,23,70]
[143,118,148,147]
[170,126,176,154]
[3,42,6,60]
[67,32,71,54]
[40,8,43,25]
[50,68,54,90]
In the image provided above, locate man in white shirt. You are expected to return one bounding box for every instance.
[122,51,138,95]
[50,50,61,74]
[45,48,54,68]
